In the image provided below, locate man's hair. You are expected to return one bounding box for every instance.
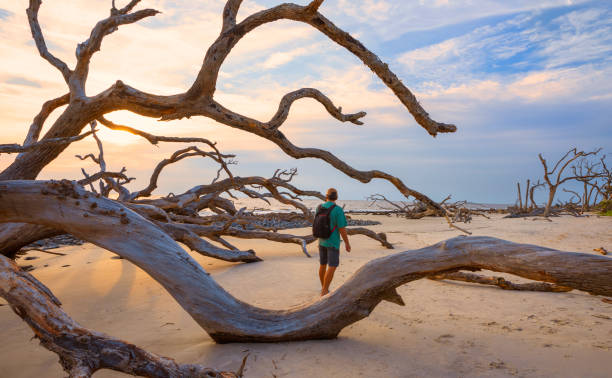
[326,188,338,201]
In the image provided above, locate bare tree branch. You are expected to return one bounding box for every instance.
[158,222,261,263]
[221,0,244,33]
[265,88,366,130]
[128,146,235,201]
[538,148,602,216]
[26,1,71,82]
[97,116,219,147]
[72,7,160,96]
[21,93,70,150]
[0,131,94,154]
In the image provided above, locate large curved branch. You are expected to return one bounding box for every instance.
[1,181,610,344]
[205,100,446,213]
[0,255,238,377]
[187,2,455,136]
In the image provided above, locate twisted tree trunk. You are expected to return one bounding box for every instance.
[1,180,610,343]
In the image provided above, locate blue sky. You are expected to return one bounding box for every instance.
[0,0,611,204]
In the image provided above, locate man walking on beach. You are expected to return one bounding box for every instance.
[315,188,351,296]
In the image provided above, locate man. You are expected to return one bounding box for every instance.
[317,188,351,296]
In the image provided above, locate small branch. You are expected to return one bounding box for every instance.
[97,116,219,147]
[72,6,160,95]
[116,0,142,15]
[265,88,366,131]
[158,222,261,263]
[129,146,235,200]
[26,0,71,82]
[221,0,244,33]
[305,0,325,13]
[1,131,94,154]
[346,227,393,249]
[19,248,67,256]
[21,93,70,149]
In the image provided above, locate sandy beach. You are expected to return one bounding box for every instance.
[1,213,611,377]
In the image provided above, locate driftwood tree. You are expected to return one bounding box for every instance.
[538,148,601,217]
[1,1,612,377]
[591,155,612,204]
[508,179,544,216]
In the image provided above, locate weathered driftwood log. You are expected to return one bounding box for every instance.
[429,271,573,292]
[0,255,239,378]
[1,180,611,344]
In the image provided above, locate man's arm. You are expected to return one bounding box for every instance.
[339,227,351,252]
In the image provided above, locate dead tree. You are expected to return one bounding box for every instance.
[591,155,612,204]
[570,157,604,212]
[528,179,544,209]
[0,0,459,256]
[1,2,610,377]
[366,193,486,229]
[538,148,601,217]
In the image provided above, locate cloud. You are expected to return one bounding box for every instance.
[4,76,42,88]
[261,47,310,69]
[329,0,594,40]
[0,8,12,20]
[396,5,612,87]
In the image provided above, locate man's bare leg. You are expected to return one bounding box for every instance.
[319,264,327,288]
[321,266,337,296]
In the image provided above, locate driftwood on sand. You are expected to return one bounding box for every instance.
[1,180,611,344]
[1,1,611,377]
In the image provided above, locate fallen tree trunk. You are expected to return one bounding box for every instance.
[0,223,60,258]
[1,180,611,343]
[0,255,239,378]
[429,271,573,292]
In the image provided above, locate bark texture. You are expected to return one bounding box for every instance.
[0,254,239,378]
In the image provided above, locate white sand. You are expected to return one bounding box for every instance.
[1,214,611,377]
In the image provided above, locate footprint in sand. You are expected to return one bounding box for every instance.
[434,334,454,344]
[551,319,571,326]
[539,325,558,334]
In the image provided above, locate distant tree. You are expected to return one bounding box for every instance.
[538,148,601,217]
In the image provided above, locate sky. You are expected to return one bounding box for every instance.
[0,0,611,204]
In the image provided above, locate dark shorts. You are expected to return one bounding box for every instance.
[319,245,340,267]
